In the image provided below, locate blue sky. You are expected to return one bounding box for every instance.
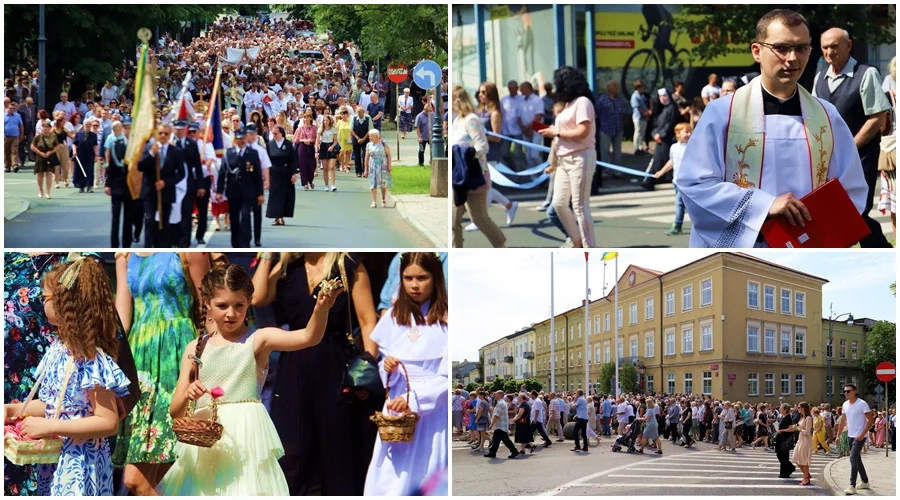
[451,250,896,362]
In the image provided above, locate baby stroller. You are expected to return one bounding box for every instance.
[612,423,638,453]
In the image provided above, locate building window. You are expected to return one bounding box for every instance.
[665,291,675,316]
[617,308,623,329]
[645,297,654,321]
[682,326,693,354]
[578,323,582,339]
[747,323,760,353]
[604,343,610,363]
[630,303,638,325]
[764,327,776,354]
[781,373,790,395]
[594,315,600,335]
[781,327,792,355]
[630,337,638,358]
[647,375,654,394]
[604,313,610,332]
[748,373,759,396]
[826,337,833,359]
[764,373,775,396]
[570,326,574,341]
[851,341,858,360]
[748,282,760,309]
[594,346,600,365]
[850,375,858,388]
[702,371,712,395]
[795,292,805,316]
[764,285,775,311]
[839,375,847,394]
[684,373,693,394]
[665,331,675,356]
[795,374,805,395]
[617,338,623,359]
[781,289,792,315]
[701,278,712,307]
[839,339,847,360]
[794,328,806,356]
[645,334,654,358]
[577,351,582,366]
[701,324,713,351]
[667,373,675,393]
[682,285,693,312]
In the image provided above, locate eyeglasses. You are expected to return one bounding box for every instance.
[757,42,812,57]
[843,389,853,393]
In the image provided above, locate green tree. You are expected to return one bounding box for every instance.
[859,321,896,396]
[891,282,896,297]
[503,378,521,395]
[620,363,640,394]
[296,5,447,66]
[487,377,505,393]
[4,5,226,105]
[675,5,895,89]
[522,378,543,392]
[599,362,616,395]
[465,382,478,394]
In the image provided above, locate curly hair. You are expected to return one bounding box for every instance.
[43,258,118,361]
[392,253,448,328]
[198,264,255,332]
[553,66,594,105]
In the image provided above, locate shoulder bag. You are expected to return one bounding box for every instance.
[338,257,383,397]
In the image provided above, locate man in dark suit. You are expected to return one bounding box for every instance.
[189,123,211,245]
[138,123,184,248]
[217,128,264,248]
[104,120,134,247]
[171,119,205,247]
[17,96,36,168]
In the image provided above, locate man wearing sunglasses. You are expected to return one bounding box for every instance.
[675,9,869,248]
[813,28,893,248]
[833,384,874,494]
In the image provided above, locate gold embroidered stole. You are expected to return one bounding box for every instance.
[725,76,833,190]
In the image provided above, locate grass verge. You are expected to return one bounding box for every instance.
[390,164,432,195]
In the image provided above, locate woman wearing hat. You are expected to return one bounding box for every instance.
[30,119,59,198]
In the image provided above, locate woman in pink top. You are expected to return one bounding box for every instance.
[293,110,318,190]
[538,66,597,248]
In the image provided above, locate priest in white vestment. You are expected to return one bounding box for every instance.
[675,9,868,248]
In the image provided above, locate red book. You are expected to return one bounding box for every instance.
[760,178,870,248]
[531,120,549,131]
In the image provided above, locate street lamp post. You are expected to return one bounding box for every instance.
[37,4,46,111]
[827,307,854,409]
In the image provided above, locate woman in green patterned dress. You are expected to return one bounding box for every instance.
[834,407,850,457]
[112,252,209,495]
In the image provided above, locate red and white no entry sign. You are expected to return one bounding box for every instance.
[876,361,896,382]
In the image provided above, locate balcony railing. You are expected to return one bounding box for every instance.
[486,375,496,382]
[523,351,535,359]
[503,355,514,363]
[618,356,640,366]
[523,371,533,378]
[488,358,496,365]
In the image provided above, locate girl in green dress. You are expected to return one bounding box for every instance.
[112,252,210,495]
[835,410,850,457]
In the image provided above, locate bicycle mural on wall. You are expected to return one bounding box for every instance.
[620,23,694,94]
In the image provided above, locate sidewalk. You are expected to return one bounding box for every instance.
[390,192,447,248]
[4,161,33,221]
[825,451,894,496]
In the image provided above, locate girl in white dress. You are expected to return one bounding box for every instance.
[365,253,448,495]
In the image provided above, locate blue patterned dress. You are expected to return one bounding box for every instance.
[34,341,131,495]
[367,141,393,189]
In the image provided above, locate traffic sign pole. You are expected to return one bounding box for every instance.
[387,64,408,162]
[875,361,895,457]
[413,60,445,160]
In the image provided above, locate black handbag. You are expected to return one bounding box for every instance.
[338,257,383,398]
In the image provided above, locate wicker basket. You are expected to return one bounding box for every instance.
[173,398,223,448]
[370,361,420,442]
[173,334,223,448]
[4,434,64,465]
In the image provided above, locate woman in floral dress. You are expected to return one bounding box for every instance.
[364,129,392,208]
[112,252,209,495]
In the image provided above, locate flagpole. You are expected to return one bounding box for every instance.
[614,255,619,398]
[584,252,590,396]
[550,253,555,394]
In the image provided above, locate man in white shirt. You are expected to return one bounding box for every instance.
[53,92,77,120]
[530,391,552,447]
[835,383,874,494]
[701,73,721,104]
[358,83,373,114]
[616,397,631,435]
[485,390,519,459]
[500,80,526,171]
[243,82,263,123]
[517,81,544,167]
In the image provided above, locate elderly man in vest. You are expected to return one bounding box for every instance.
[813,27,893,247]
[675,9,868,248]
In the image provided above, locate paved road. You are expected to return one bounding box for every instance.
[452,435,840,496]
[457,184,892,248]
[4,170,430,248]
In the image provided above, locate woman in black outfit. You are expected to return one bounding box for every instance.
[265,125,299,226]
[680,401,694,448]
[73,119,99,192]
[775,403,796,478]
[251,252,380,495]
[513,393,534,453]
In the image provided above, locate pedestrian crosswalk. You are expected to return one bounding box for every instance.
[577,446,840,494]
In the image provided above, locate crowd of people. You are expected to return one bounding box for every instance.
[4,251,449,496]
[452,384,893,493]
[449,9,897,248]
[4,14,449,248]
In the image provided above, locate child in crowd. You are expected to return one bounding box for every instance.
[653,122,693,235]
[5,258,131,496]
[157,263,342,495]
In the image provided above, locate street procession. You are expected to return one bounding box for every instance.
[4,5,449,248]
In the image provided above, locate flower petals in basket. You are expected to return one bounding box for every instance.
[173,386,224,448]
[4,421,63,465]
[369,361,420,442]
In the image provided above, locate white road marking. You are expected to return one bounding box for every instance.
[559,483,823,489]
[608,474,806,480]
[625,467,819,475]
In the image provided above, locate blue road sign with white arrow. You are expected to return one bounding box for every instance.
[413,60,442,89]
